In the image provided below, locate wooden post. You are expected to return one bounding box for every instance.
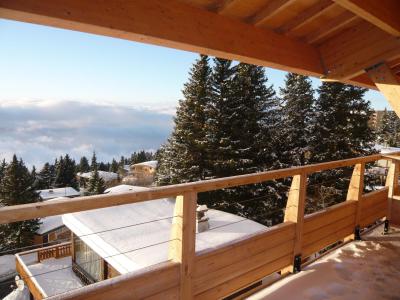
[366,62,400,117]
[345,163,365,240]
[385,160,399,222]
[282,172,307,273]
[168,192,197,300]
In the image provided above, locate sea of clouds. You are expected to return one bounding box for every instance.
[0,99,175,168]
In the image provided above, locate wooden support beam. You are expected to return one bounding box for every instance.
[277,0,334,35]
[249,0,297,26]
[385,160,399,221]
[334,0,400,36]
[366,62,400,117]
[320,20,400,80]
[282,172,307,273]
[346,163,364,226]
[306,10,357,44]
[0,0,324,77]
[169,192,197,299]
[344,163,364,241]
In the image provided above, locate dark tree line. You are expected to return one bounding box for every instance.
[0,150,155,250]
[156,55,376,225]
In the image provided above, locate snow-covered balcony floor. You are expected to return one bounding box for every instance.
[248,224,400,300]
[26,257,83,297]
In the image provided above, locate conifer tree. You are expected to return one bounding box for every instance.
[312,82,375,162]
[204,58,235,179]
[377,109,400,146]
[204,61,283,219]
[77,156,90,173]
[309,82,376,208]
[156,55,212,184]
[54,155,78,189]
[279,73,315,166]
[0,158,6,183]
[110,158,119,173]
[0,155,40,251]
[87,152,106,195]
[37,162,54,189]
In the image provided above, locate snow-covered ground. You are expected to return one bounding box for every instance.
[248,224,400,300]
[26,257,83,297]
[0,255,16,280]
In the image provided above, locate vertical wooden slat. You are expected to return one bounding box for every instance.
[346,163,365,224]
[282,172,307,273]
[169,192,197,299]
[344,163,364,240]
[385,160,399,221]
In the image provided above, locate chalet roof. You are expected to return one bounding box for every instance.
[62,187,266,274]
[37,197,69,234]
[133,160,158,169]
[104,185,149,194]
[38,187,80,200]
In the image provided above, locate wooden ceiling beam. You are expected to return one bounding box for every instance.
[249,0,297,26]
[334,0,400,36]
[0,0,324,76]
[367,62,400,117]
[320,20,400,80]
[215,0,238,13]
[305,10,357,44]
[277,0,334,35]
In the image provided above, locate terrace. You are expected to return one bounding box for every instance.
[1,0,400,299]
[2,153,400,299]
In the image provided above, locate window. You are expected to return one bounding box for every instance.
[73,235,103,282]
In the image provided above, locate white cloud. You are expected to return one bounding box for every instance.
[0,99,175,168]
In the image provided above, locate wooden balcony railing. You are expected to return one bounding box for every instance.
[38,243,72,262]
[2,153,400,300]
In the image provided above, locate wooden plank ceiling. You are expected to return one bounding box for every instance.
[0,0,399,90]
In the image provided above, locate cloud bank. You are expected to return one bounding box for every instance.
[0,100,175,168]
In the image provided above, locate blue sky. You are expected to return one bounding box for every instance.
[0,19,392,167]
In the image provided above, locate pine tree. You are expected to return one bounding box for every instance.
[279,73,315,167]
[309,82,376,209]
[77,156,90,173]
[109,158,119,173]
[377,109,400,146]
[312,82,375,162]
[0,158,6,183]
[156,55,212,184]
[36,162,55,189]
[202,58,236,179]
[54,155,78,189]
[0,155,40,251]
[203,61,283,220]
[87,152,106,195]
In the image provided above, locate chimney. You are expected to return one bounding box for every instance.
[196,205,210,233]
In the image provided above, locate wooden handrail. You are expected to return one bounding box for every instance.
[0,153,395,225]
[8,153,400,299]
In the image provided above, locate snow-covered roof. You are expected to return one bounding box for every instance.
[77,171,118,182]
[133,160,158,169]
[374,144,400,154]
[38,187,80,200]
[36,197,69,234]
[21,256,82,298]
[104,185,149,194]
[62,190,266,275]
[38,216,64,235]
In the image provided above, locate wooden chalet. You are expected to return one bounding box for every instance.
[1,0,400,299]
